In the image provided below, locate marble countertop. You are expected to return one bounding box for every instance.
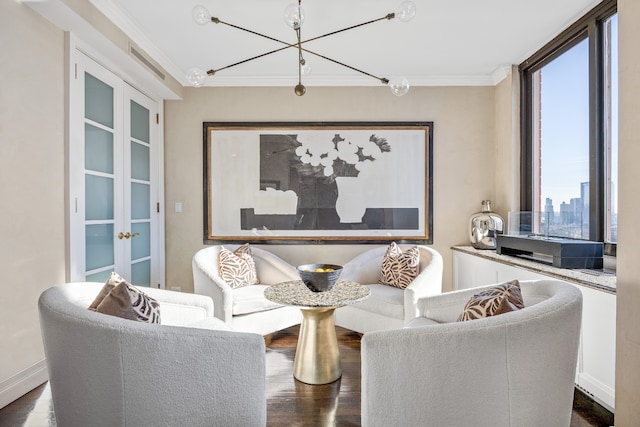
[452,245,616,294]
[265,281,370,308]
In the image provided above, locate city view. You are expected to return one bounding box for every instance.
[539,182,618,242]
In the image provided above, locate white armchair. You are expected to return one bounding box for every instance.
[38,282,267,427]
[192,245,303,335]
[334,245,443,333]
[361,279,583,427]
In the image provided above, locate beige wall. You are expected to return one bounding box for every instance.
[615,0,640,424]
[165,86,495,293]
[494,66,521,217]
[0,1,66,399]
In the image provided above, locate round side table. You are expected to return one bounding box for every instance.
[265,280,369,385]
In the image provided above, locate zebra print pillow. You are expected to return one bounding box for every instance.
[218,243,259,289]
[379,242,420,289]
[457,280,524,322]
[91,280,161,323]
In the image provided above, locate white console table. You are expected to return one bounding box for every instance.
[452,246,616,412]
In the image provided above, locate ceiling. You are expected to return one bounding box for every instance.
[90,0,602,88]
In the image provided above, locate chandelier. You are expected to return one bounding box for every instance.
[186,1,416,96]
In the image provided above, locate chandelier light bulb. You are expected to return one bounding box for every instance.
[300,60,312,75]
[192,5,212,25]
[284,3,305,29]
[186,67,207,87]
[389,77,410,96]
[395,1,416,22]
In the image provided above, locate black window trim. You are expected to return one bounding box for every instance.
[519,0,617,256]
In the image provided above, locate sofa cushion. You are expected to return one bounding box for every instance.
[186,317,233,331]
[232,284,283,315]
[379,242,419,289]
[405,316,441,328]
[348,284,404,320]
[218,243,259,289]
[93,281,161,323]
[457,281,524,322]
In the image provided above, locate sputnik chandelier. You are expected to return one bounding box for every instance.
[186,0,416,96]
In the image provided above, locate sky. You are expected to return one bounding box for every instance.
[538,14,618,215]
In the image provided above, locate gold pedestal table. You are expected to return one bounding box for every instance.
[265,280,369,385]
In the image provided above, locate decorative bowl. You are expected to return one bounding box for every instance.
[297,264,343,292]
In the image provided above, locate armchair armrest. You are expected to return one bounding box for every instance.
[414,285,492,323]
[403,246,443,322]
[138,286,215,327]
[192,247,234,323]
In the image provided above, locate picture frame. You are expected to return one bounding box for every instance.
[203,121,433,244]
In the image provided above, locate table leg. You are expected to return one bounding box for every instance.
[293,307,340,385]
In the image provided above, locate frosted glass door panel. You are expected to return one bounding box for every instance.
[85,124,114,173]
[131,183,150,219]
[131,222,150,259]
[131,142,150,181]
[131,260,151,287]
[86,224,114,271]
[86,269,113,283]
[85,73,114,128]
[81,68,117,281]
[85,175,114,220]
[131,101,150,143]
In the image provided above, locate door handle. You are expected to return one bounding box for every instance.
[117,232,140,239]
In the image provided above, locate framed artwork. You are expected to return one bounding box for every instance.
[203,121,433,244]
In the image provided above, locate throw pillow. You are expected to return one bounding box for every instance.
[94,281,161,323]
[457,280,524,322]
[475,279,525,309]
[88,271,126,310]
[457,293,518,322]
[379,242,420,289]
[218,243,259,289]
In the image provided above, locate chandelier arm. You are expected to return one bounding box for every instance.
[208,43,298,74]
[302,48,389,84]
[215,18,293,46]
[214,13,393,51]
[204,10,397,85]
[300,14,395,45]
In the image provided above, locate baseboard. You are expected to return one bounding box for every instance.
[0,360,48,409]
[577,372,615,412]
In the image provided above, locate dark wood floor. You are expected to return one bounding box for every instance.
[0,325,614,427]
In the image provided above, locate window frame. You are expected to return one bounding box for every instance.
[519,0,617,256]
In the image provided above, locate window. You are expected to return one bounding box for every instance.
[520,0,617,255]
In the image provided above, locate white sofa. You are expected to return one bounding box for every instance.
[192,245,303,335]
[38,282,267,427]
[335,245,443,333]
[361,279,583,427]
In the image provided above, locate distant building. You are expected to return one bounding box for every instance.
[544,197,554,224]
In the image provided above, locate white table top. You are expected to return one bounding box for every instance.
[265,280,370,308]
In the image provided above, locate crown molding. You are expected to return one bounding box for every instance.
[491,65,513,85]
[198,74,499,88]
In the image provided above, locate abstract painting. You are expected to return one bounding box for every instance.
[203,122,433,244]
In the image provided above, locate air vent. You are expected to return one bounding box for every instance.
[129,43,165,81]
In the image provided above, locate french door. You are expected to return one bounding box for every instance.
[69,52,162,287]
